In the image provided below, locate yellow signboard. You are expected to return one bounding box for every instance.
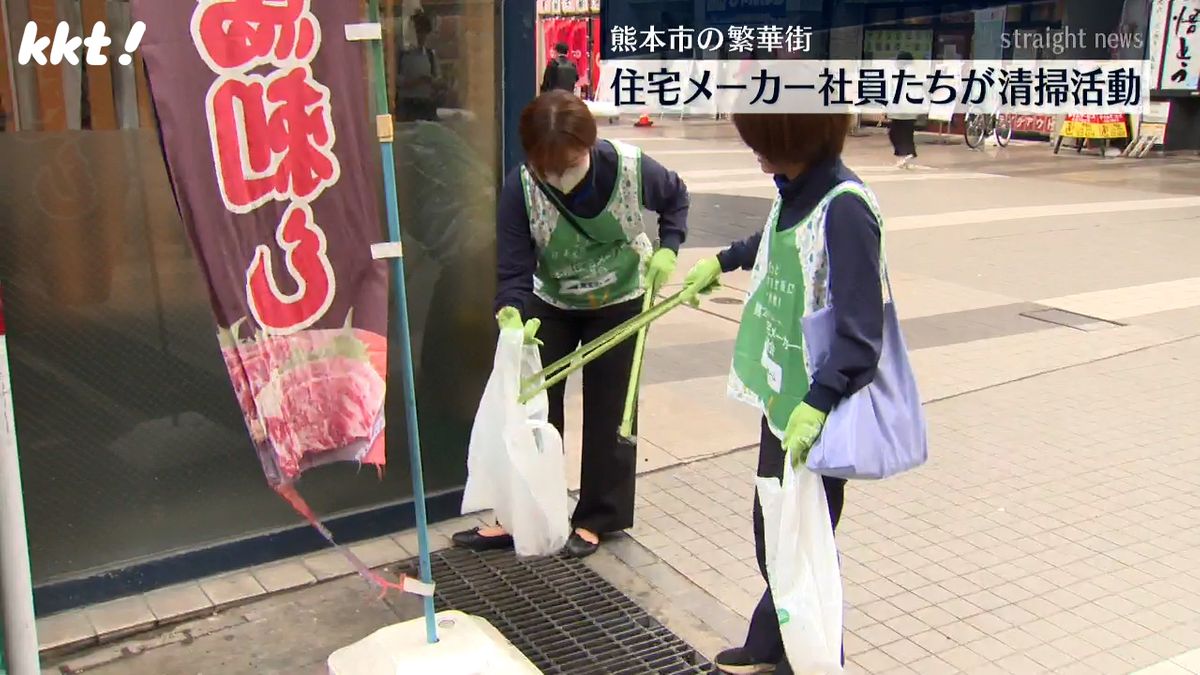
[1060,114,1129,139]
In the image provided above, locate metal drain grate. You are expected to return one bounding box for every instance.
[430,548,713,674]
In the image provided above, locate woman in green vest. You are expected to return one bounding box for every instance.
[681,113,886,675]
[453,90,690,559]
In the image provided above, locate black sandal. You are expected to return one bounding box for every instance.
[563,531,600,559]
[451,526,514,552]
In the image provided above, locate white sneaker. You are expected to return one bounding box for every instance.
[902,154,915,169]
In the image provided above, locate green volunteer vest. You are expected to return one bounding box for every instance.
[729,181,886,440]
[520,140,653,310]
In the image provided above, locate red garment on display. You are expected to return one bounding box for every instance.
[590,17,601,96]
[541,18,560,66]
[568,20,587,78]
[539,16,600,96]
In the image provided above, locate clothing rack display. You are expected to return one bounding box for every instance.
[537,1,601,100]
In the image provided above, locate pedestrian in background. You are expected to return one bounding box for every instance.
[888,51,919,169]
[396,11,441,122]
[453,90,689,559]
[681,112,885,674]
[541,43,580,94]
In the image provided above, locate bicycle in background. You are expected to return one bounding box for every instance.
[964,107,1013,149]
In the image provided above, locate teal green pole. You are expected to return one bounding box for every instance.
[363,2,437,644]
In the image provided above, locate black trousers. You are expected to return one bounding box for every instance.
[888,119,917,157]
[744,417,847,674]
[398,98,438,122]
[527,295,641,534]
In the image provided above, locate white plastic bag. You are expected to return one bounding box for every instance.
[755,462,844,674]
[461,329,571,557]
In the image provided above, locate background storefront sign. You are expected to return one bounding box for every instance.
[1009,113,1056,134]
[1061,113,1130,138]
[1150,0,1170,84]
[1139,121,1169,140]
[132,0,390,487]
[1153,0,1200,91]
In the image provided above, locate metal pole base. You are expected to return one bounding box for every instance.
[328,611,542,675]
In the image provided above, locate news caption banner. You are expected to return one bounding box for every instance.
[599,0,1153,62]
[597,58,1152,116]
[603,24,1148,59]
[595,3,1156,116]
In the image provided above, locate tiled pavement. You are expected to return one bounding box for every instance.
[39,129,1200,674]
[604,130,1200,673]
[551,130,1200,490]
[630,337,1200,674]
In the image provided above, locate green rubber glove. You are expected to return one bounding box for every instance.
[784,402,828,468]
[681,256,723,307]
[644,248,678,296]
[496,307,542,346]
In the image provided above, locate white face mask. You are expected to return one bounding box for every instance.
[546,153,591,193]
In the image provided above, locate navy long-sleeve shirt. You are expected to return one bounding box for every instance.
[717,158,883,414]
[494,140,689,314]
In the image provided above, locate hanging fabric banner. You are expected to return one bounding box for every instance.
[130,0,390,489]
[591,16,602,95]
[568,18,589,78]
[542,17,561,66]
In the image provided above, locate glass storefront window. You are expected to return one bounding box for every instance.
[942,7,974,25]
[1028,1,1061,22]
[901,4,933,25]
[1,3,12,132]
[867,7,899,25]
[1,0,499,586]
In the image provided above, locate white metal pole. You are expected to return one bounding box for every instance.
[0,283,40,675]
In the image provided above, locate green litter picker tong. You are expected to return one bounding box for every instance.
[617,291,654,445]
[517,290,690,430]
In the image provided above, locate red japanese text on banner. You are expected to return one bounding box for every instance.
[132,0,390,488]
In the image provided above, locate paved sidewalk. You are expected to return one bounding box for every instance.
[632,337,1200,674]
[38,130,1200,674]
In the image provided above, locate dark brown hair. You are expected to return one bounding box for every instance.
[731,113,852,168]
[411,10,432,35]
[519,90,598,176]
